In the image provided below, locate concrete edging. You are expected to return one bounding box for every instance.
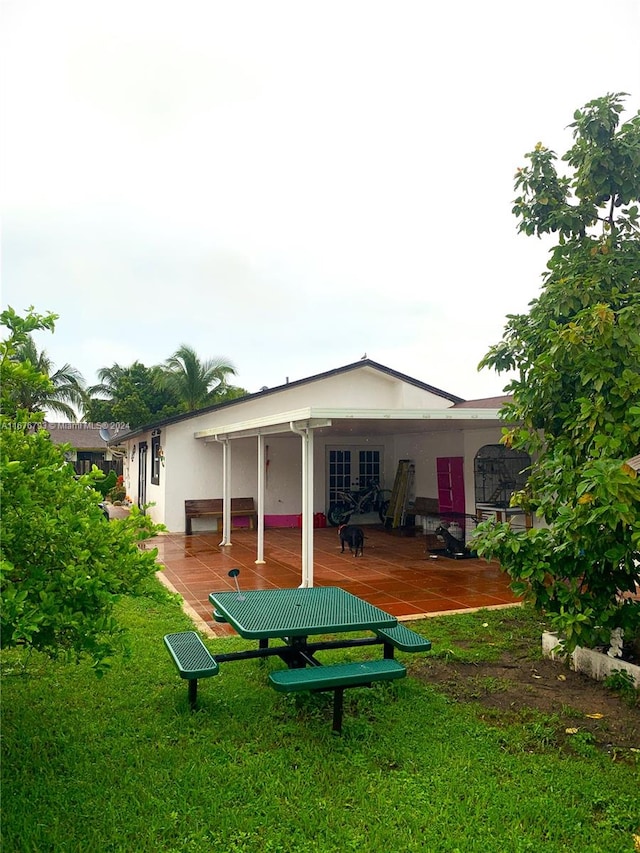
[542,631,640,688]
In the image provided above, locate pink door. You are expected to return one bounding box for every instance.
[437,457,465,521]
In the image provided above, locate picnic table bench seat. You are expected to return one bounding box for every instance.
[185,497,257,535]
[269,659,406,732]
[374,624,432,658]
[164,631,219,709]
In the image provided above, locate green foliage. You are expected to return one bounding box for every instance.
[1,307,164,672]
[85,349,249,428]
[85,361,182,429]
[13,334,86,420]
[602,669,638,706]
[0,425,162,672]
[0,306,58,424]
[475,94,640,651]
[94,468,117,498]
[2,598,638,853]
[106,474,126,503]
[158,343,247,412]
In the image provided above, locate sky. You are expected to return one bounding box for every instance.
[2,0,640,405]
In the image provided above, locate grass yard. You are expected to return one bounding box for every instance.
[2,581,639,853]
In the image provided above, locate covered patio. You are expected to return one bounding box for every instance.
[152,524,522,636]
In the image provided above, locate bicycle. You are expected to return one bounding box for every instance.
[327,480,391,526]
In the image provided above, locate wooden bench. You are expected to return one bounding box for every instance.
[411,496,439,518]
[269,659,406,733]
[374,624,432,658]
[164,631,219,709]
[185,497,257,535]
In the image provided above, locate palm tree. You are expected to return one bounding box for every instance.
[158,345,238,412]
[13,336,86,420]
[87,363,128,402]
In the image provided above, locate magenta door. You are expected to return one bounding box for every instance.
[437,457,465,519]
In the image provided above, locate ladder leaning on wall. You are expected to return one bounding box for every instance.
[384,459,415,528]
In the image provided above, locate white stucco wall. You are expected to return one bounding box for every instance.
[125,422,510,532]
[123,428,167,526]
[180,369,455,423]
[395,430,463,500]
[119,366,503,532]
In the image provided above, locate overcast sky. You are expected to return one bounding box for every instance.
[2,0,639,405]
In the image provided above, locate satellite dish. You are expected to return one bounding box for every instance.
[99,428,111,442]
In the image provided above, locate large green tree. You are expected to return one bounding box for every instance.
[1,307,162,672]
[158,344,246,412]
[12,334,86,420]
[85,362,181,429]
[474,93,640,652]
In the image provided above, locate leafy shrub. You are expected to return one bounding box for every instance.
[0,306,163,673]
[107,474,126,503]
[475,94,640,651]
[95,469,117,499]
[1,425,163,672]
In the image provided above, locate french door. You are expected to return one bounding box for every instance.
[326,446,383,506]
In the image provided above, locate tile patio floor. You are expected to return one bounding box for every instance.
[151,524,522,636]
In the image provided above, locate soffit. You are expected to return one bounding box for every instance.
[194,407,504,441]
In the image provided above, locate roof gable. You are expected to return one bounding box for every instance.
[115,359,465,440]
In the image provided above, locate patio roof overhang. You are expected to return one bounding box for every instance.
[193,406,503,442]
[193,406,505,589]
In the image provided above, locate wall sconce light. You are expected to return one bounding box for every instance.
[131,444,137,462]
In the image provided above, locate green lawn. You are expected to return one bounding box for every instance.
[2,583,638,853]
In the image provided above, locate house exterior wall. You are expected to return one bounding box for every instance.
[127,422,511,533]
[201,370,454,420]
[397,430,466,501]
[119,366,504,532]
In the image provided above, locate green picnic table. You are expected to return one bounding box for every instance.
[165,585,431,731]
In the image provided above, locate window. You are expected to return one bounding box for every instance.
[151,432,161,485]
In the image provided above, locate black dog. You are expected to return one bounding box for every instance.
[434,524,466,556]
[338,524,364,557]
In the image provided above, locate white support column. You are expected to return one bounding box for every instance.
[255,434,266,564]
[290,423,314,588]
[304,428,314,587]
[220,439,232,546]
[300,429,308,585]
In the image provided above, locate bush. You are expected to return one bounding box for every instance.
[0,426,163,672]
[475,94,640,652]
[106,474,126,503]
[95,469,117,499]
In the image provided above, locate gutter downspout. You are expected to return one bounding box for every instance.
[289,422,314,588]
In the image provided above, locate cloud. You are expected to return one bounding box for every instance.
[2,0,639,402]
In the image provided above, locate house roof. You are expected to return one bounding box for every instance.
[453,395,513,409]
[113,359,468,442]
[43,423,129,450]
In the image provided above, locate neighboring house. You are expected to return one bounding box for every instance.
[44,422,128,477]
[113,359,530,585]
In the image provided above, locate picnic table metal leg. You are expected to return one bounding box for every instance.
[188,679,198,710]
[332,688,344,733]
